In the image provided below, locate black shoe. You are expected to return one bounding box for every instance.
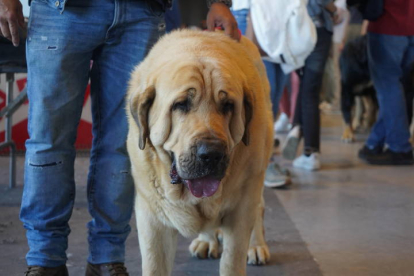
[358,145,383,161]
[85,263,129,276]
[364,149,414,165]
[25,265,68,276]
[274,138,280,148]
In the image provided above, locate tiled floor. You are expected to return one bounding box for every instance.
[1,113,413,276]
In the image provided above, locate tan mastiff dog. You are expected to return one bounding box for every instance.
[126,29,273,276]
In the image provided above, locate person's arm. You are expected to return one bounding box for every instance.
[206,0,240,41]
[361,20,369,35]
[0,0,25,46]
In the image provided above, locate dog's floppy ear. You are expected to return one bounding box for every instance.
[130,86,155,150]
[242,91,253,146]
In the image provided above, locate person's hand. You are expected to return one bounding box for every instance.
[0,0,25,46]
[206,3,240,41]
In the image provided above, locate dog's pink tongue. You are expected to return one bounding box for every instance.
[185,176,220,198]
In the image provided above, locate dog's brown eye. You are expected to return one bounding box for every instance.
[173,100,190,112]
[222,102,234,114]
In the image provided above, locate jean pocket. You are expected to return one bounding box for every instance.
[27,0,66,51]
[146,0,166,18]
[31,0,65,10]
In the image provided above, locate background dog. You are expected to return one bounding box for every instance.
[126,29,273,276]
[340,35,414,143]
[340,35,378,143]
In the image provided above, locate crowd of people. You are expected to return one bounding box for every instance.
[0,0,413,275]
[232,0,414,189]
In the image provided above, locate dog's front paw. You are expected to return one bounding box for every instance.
[247,245,270,265]
[341,125,355,143]
[189,234,221,259]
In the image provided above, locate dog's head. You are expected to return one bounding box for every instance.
[129,55,254,198]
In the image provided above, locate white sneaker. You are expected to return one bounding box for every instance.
[282,125,301,160]
[274,113,291,133]
[293,153,321,171]
[264,161,292,188]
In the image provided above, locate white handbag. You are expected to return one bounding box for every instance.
[250,0,317,74]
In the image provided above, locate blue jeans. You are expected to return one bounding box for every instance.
[366,32,413,153]
[232,8,288,120]
[20,0,165,267]
[264,61,289,119]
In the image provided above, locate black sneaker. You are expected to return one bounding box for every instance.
[85,263,129,276]
[358,145,383,161]
[274,138,280,148]
[25,265,68,276]
[364,149,414,165]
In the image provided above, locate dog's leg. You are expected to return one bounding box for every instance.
[219,201,257,276]
[189,229,221,259]
[341,123,355,143]
[361,95,376,131]
[136,200,178,276]
[341,82,355,143]
[352,96,363,131]
[247,195,270,265]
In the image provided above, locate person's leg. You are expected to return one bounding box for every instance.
[282,70,303,160]
[366,33,412,153]
[263,62,290,186]
[165,0,181,32]
[20,0,108,267]
[290,28,332,170]
[86,0,165,265]
[401,38,414,127]
[300,28,332,153]
[279,89,290,117]
[264,61,289,120]
[290,72,300,124]
[274,88,291,133]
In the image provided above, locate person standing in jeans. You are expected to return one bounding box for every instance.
[283,0,340,171]
[358,0,414,165]
[0,0,238,275]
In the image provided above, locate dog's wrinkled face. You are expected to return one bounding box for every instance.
[130,59,252,198]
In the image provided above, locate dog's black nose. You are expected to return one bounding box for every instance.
[197,141,225,165]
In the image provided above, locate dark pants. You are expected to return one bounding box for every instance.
[294,28,332,152]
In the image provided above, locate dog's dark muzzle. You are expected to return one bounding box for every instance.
[171,139,229,182]
[196,140,226,171]
[170,139,229,198]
